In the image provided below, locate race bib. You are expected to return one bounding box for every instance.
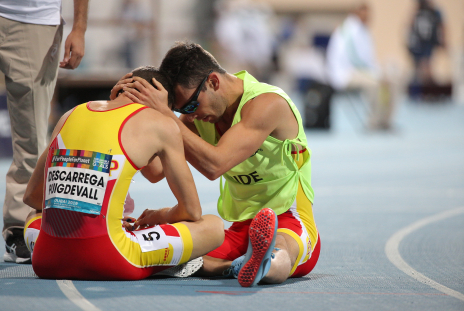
[132,226,169,252]
[44,149,112,215]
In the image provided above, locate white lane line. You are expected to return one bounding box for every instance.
[57,280,102,311]
[385,206,464,302]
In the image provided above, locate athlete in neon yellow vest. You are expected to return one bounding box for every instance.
[117,42,320,287]
[22,66,224,280]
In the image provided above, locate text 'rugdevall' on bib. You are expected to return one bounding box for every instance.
[44,149,112,215]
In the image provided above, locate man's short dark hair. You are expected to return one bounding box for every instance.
[159,41,226,91]
[117,65,174,108]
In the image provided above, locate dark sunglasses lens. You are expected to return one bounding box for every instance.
[182,102,199,114]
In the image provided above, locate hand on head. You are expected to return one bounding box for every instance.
[110,73,134,100]
[123,77,171,114]
[110,73,171,115]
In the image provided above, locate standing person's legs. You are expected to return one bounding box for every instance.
[347,70,390,130]
[379,63,402,130]
[0,17,62,262]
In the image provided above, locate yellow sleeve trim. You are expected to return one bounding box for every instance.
[277,228,304,276]
[172,223,193,264]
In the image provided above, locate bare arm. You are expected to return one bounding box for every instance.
[122,78,292,180]
[23,110,74,210]
[140,156,164,183]
[109,73,133,100]
[180,95,287,179]
[134,118,202,228]
[179,114,200,136]
[60,0,88,69]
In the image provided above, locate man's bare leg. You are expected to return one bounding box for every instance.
[180,214,225,261]
[156,215,225,278]
[261,233,299,284]
[198,256,233,276]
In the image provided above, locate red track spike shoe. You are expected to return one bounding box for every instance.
[238,208,278,287]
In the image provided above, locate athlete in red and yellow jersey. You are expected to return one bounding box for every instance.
[22,66,224,280]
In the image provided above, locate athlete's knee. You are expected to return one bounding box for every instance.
[262,249,292,284]
[202,214,225,247]
[276,233,299,265]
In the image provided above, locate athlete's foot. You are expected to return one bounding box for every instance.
[238,208,277,287]
[155,257,203,278]
[223,255,244,278]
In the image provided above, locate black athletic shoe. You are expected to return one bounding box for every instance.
[4,229,31,264]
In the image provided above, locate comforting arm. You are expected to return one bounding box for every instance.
[120,76,289,180]
[177,94,287,180]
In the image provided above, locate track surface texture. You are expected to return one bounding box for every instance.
[1,97,463,311]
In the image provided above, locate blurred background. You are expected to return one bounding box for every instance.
[0,0,463,152]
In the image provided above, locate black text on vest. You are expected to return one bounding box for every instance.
[232,171,263,185]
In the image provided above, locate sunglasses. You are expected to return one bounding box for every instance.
[173,70,213,114]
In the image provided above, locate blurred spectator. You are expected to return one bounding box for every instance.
[281,18,328,87]
[214,0,274,82]
[119,0,149,68]
[326,3,395,130]
[407,0,446,85]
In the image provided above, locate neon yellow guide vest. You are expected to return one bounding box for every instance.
[194,71,314,222]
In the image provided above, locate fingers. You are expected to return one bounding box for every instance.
[128,77,158,97]
[123,87,143,103]
[59,60,69,68]
[109,84,125,100]
[132,76,154,89]
[122,72,133,79]
[59,35,85,69]
[110,73,133,100]
[134,218,148,230]
[117,76,134,86]
[59,41,72,69]
[122,221,134,231]
[59,51,84,69]
[152,77,166,92]
[68,53,84,69]
[137,209,149,221]
[122,79,155,103]
[134,209,149,229]
[66,44,84,69]
[134,209,157,230]
[119,76,163,97]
